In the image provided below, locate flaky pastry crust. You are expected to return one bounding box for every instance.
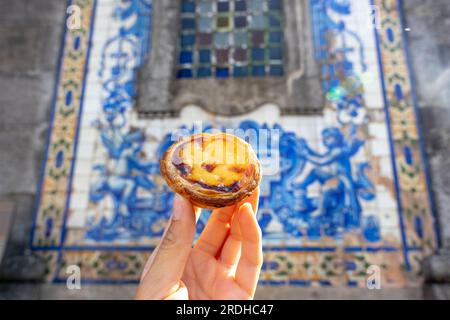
[160,133,261,209]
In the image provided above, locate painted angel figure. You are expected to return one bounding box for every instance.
[293,127,374,236]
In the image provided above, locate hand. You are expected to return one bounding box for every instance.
[135,188,262,300]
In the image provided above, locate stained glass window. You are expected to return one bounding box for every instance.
[177,0,284,78]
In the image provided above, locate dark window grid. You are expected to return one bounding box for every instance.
[213,32,232,49]
[181,6,283,37]
[182,1,283,21]
[248,46,283,66]
[181,2,197,16]
[180,14,196,22]
[196,68,212,77]
[178,1,284,78]
[184,48,251,75]
[215,13,234,32]
[249,30,267,48]
[181,0,196,13]
[217,0,231,13]
[217,1,274,15]
[267,11,283,29]
[179,54,194,67]
[180,30,282,48]
[247,0,268,14]
[198,49,212,63]
[267,0,283,11]
[187,63,284,76]
[181,40,283,63]
[180,33,197,53]
[249,48,267,64]
[233,19,283,47]
[186,64,285,79]
[197,16,215,33]
[268,47,283,62]
[180,33,196,47]
[215,0,284,15]
[234,0,246,12]
[232,32,250,49]
[246,30,282,58]
[231,49,250,66]
[193,0,273,17]
[230,64,281,77]
[211,47,249,67]
[247,64,281,77]
[181,44,282,74]
[180,47,283,74]
[184,3,281,28]
[233,15,248,29]
[268,30,283,44]
[181,17,197,30]
[249,14,283,33]
[196,0,216,16]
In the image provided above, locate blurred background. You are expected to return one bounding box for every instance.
[0,0,449,299]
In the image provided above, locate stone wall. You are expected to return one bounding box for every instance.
[404,0,450,247]
[0,0,65,281]
[403,0,450,299]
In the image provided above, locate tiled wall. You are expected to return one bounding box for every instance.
[30,0,439,288]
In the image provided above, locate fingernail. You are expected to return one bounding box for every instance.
[172,195,185,221]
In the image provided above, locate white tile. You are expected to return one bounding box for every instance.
[369,123,388,140]
[67,209,88,228]
[380,156,394,178]
[69,192,90,211]
[371,138,390,157]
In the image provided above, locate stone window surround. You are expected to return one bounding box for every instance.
[137,0,323,118]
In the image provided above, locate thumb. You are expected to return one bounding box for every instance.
[136,195,196,299]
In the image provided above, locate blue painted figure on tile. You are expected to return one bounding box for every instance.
[293,126,375,237]
[87,0,164,241]
[241,122,377,241]
[87,128,171,240]
[312,0,367,79]
[87,129,163,240]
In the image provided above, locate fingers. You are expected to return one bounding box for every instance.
[234,203,263,297]
[239,187,260,214]
[195,187,260,257]
[140,199,202,282]
[162,282,189,300]
[136,195,196,299]
[194,205,234,256]
[219,207,242,267]
[140,216,172,281]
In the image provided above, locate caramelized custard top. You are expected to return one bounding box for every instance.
[172,134,255,193]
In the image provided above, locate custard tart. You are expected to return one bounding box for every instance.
[160,133,261,209]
